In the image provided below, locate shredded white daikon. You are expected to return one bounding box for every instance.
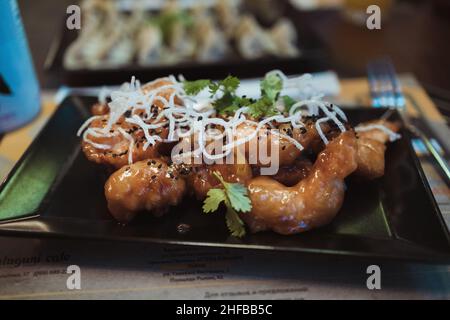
[77,71,350,164]
[355,124,401,142]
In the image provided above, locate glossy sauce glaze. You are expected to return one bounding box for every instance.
[244,131,358,234]
[104,158,186,222]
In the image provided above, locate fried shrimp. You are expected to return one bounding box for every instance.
[91,102,110,115]
[81,78,182,168]
[269,158,313,187]
[187,163,253,200]
[234,121,328,167]
[141,78,184,109]
[244,131,358,234]
[104,158,186,222]
[354,120,400,179]
[81,115,167,168]
[78,72,402,237]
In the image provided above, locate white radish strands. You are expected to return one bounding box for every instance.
[355,124,401,142]
[77,71,352,164]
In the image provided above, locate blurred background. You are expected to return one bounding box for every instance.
[18,0,450,95]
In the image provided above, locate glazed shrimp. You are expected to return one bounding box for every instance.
[81,115,167,169]
[234,121,329,168]
[81,78,182,168]
[91,102,110,116]
[269,158,313,187]
[186,162,253,200]
[354,120,400,179]
[105,158,186,222]
[141,78,184,109]
[244,131,358,234]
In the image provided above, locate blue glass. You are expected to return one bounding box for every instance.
[0,0,40,133]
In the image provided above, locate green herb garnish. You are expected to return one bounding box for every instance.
[183,73,298,118]
[260,72,283,102]
[282,95,297,113]
[202,171,252,238]
[246,96,278,118]
[183,79,211,96]
[247,73,283,118]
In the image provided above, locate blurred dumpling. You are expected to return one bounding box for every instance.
[63,0,117,69]
[136,24,163,65]
[192,8,229,62]
[100,22,136,67]
[64,0,137,69]
[213,0,240,38]
[234,15,276,59]
[269,18,300,57]
[159,1,196,61]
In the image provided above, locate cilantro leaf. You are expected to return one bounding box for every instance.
[245,72,284,118]
[183,79,211,96]
[202,171,252,238]
[261,72,283,102]
[212,171,252,213]
[225,183,252,212]
[212,92,235,114]
[207,75,245,115]
[247,96,278,118]
[282,95,296,112]
[203,188,227,213]
[209,75,240,96]
[225,205,246,238]
[213,94,251,115]
[208,81,221,97]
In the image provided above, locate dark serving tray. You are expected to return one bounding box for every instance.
[44,8,329,86]
[0,95,449,262]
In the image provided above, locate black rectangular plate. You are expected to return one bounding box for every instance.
[45,6,329,86]
[0,96,449,262]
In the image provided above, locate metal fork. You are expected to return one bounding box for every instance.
[367,58,450,184]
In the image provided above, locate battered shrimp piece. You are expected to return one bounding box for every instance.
[355,120,400,179]
[234,121,328,167]
[91,102,110,115]
[81,115,166,169]
[244,131,358,234]
[269,158,313,187]
[187,163,253,200]
[141,78,184,109]
[105,159,186,222]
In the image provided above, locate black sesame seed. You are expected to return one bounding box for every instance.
[124,110,132,118]
[180,167,191,175]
